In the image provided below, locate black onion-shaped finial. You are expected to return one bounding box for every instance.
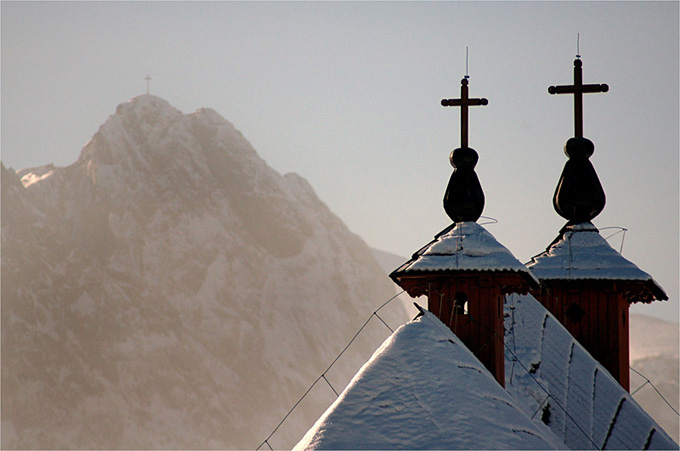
[444,147,485,223]
[553,137,606,223]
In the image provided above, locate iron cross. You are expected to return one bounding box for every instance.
[441,78,488,149]
[548,59,608,138]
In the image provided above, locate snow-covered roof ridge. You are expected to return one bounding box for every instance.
[294,310,566,450]
[526,222,666,302]
[391,221,539,286]
[505,293,678,450]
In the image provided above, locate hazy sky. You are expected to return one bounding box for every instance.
[2,1,678,322]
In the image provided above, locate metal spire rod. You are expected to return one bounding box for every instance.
[465,46,469,79]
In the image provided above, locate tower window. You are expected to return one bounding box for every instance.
[566,302,586,323]
[453,292,468,315]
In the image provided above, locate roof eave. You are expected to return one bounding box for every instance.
[391,268,540,298]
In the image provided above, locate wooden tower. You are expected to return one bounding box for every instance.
[527,58,667,391]
[390,77,538,387]
[391,222,538,387]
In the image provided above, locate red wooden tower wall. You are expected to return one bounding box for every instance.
[532,281,630,391]
[425,274,515,387]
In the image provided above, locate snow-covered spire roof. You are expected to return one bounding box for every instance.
[390,221,539,290]
[526,222,667,303]
[294,309,566,450]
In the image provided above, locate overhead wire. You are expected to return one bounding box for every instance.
[600,226,628,253]
[630,366,679,416]
[432,303,601,450]
[258,289,675,450]
[256,290,405,450]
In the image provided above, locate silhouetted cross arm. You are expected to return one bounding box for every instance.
[548,59,608,138]
[441,78,488,148]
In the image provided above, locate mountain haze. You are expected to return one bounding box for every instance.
[1,95,408,449]
[629,314,679,443]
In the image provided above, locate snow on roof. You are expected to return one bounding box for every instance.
[293,291,676,450]
[505,293,677,450]
[294,309,566,450]
[526,222,666,302]
[391,221,539,284]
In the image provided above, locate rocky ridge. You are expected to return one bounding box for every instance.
[1,95,408,449]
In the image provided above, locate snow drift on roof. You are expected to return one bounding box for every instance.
[505,293,677,450]
[392,222,539,282]
[294,310,566,450]
[527,223,663,287]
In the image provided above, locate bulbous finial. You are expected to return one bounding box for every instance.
[443,147,485,223]
[553,137,606,223]
[441,75,488,223]
[548,57,609,224]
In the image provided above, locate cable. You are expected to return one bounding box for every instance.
[531,394,551,420]
[258,291,675,450]
[256,375,324,450]
[478,215,499,226]
[321,290,404,376]
[631,380,649,396]
[509,295,518,385]
[373,311,394,333]
[600,226,628,253]
[424,311,600,450]
[322,374,339,397]
[256,290,405,450]
[630,366,679,416]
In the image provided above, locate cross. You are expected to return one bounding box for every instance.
[145,74,151,95]
[441,78,488,149]
[548,59,608,138]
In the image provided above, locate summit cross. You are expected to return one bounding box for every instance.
[441,78,488,149]
[145,74,151,95]
[548,59,608,138]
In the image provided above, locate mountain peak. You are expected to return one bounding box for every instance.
[2,94,407,450]
[116,95,227,128]
[77,95,247,178]
[92,95,246,158]
[107,94,183,134]
[118,94,179,115]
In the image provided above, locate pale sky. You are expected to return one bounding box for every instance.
[2,1,678,322]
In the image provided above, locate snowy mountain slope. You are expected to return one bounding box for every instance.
[371,247,409,275]
[1,95,409,449]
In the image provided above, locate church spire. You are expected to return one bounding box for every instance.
[529,54,667,392]
[441,77,488,223]
[391,66,537,388]
[548,57,608,224]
